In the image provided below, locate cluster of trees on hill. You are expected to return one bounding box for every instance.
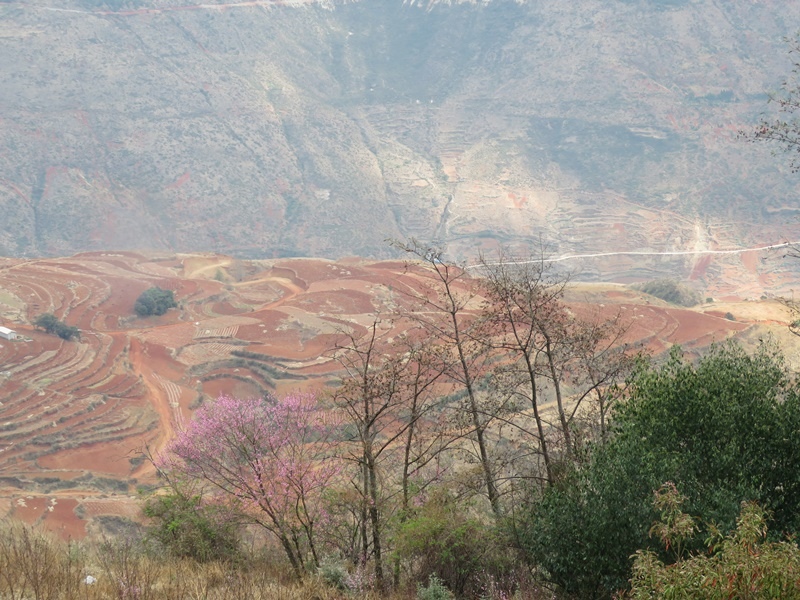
[134,287,177,317]
[521,342,800,598]
[33,313,80,341]
[633,278,700,307]
[141,241,800,599]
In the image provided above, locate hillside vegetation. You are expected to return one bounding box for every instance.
[5,322,800,599]
[135,249,800,598]
[0,249,766,508]
[7,246,800,600]
[134,287,177,317]
[632,279,700,307]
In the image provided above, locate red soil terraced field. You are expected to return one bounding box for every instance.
[0,253,798,539]
[7,496,86,539]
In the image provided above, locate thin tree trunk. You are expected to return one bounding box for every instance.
[597,387,609,443]
[544,333,571,455]
[396,393,419,587]
[522,351,553,485]
[299,497,320,569]
[278,532,303,579]
[390,241,500,515]
[367,453,384,590]
[452,320,501,516]
[361,459,369,567]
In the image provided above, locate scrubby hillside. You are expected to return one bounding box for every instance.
[1,0,800,284]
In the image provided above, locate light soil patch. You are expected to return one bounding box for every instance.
[211,301,248,315]
[286,289,377,314]
[181,255,233,279]
[177,342,238,366]
[703,299,791,324]
[202,377,263,401]
[275,258,363,283]
[664,308,748,345]
[81,497,141,520]
[0,289,24,309]
[141,322,197,349]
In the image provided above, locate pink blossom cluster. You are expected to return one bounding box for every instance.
[159,392,341,568]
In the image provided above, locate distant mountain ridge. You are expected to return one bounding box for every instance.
[2,0,799,287]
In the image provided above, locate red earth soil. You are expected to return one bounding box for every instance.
[0,252,795,538]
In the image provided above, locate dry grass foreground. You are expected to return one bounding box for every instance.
[0,518,361,600]
[0,251,797,540]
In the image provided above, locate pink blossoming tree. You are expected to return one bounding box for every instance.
[160,392,340,577]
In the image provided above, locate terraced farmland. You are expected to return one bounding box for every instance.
[0,251,796,538]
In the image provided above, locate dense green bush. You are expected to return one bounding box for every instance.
[633,279,700,307]
[142,491,241,562]
[519,342,800,599]
[134,287,177,317]
[33,313,80,340]
[394,490,513,598]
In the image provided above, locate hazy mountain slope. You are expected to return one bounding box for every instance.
[1,0,799,281]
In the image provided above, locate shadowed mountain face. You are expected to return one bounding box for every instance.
[2,0,800,282]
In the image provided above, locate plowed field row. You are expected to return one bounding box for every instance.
[58,335,117,392]
[155,374,185,429]
[11,274,65,318]
[5,350,59,377]
[177,342,237,366]
[194,325,239,339]
[28,342,93,388]
[0,254,169,483]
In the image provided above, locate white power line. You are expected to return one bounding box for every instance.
[467,240,800,269]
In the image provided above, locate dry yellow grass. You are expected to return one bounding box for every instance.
[0,518,432,600]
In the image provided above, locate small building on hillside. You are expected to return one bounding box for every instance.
[0,326,18,341]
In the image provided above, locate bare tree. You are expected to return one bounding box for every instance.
[478,251,567,484]
[389,337,451,517]
[331,320,450,589]
[479,250,639,485]
[332,321,390,588]
[566,313,641,443]
[390,239,502,517]
[386,335,452,586]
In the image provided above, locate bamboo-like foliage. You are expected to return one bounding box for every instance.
[629,483,800,600]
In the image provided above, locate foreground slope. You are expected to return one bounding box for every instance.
[0,251,796,537]
[2,0,800,282]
